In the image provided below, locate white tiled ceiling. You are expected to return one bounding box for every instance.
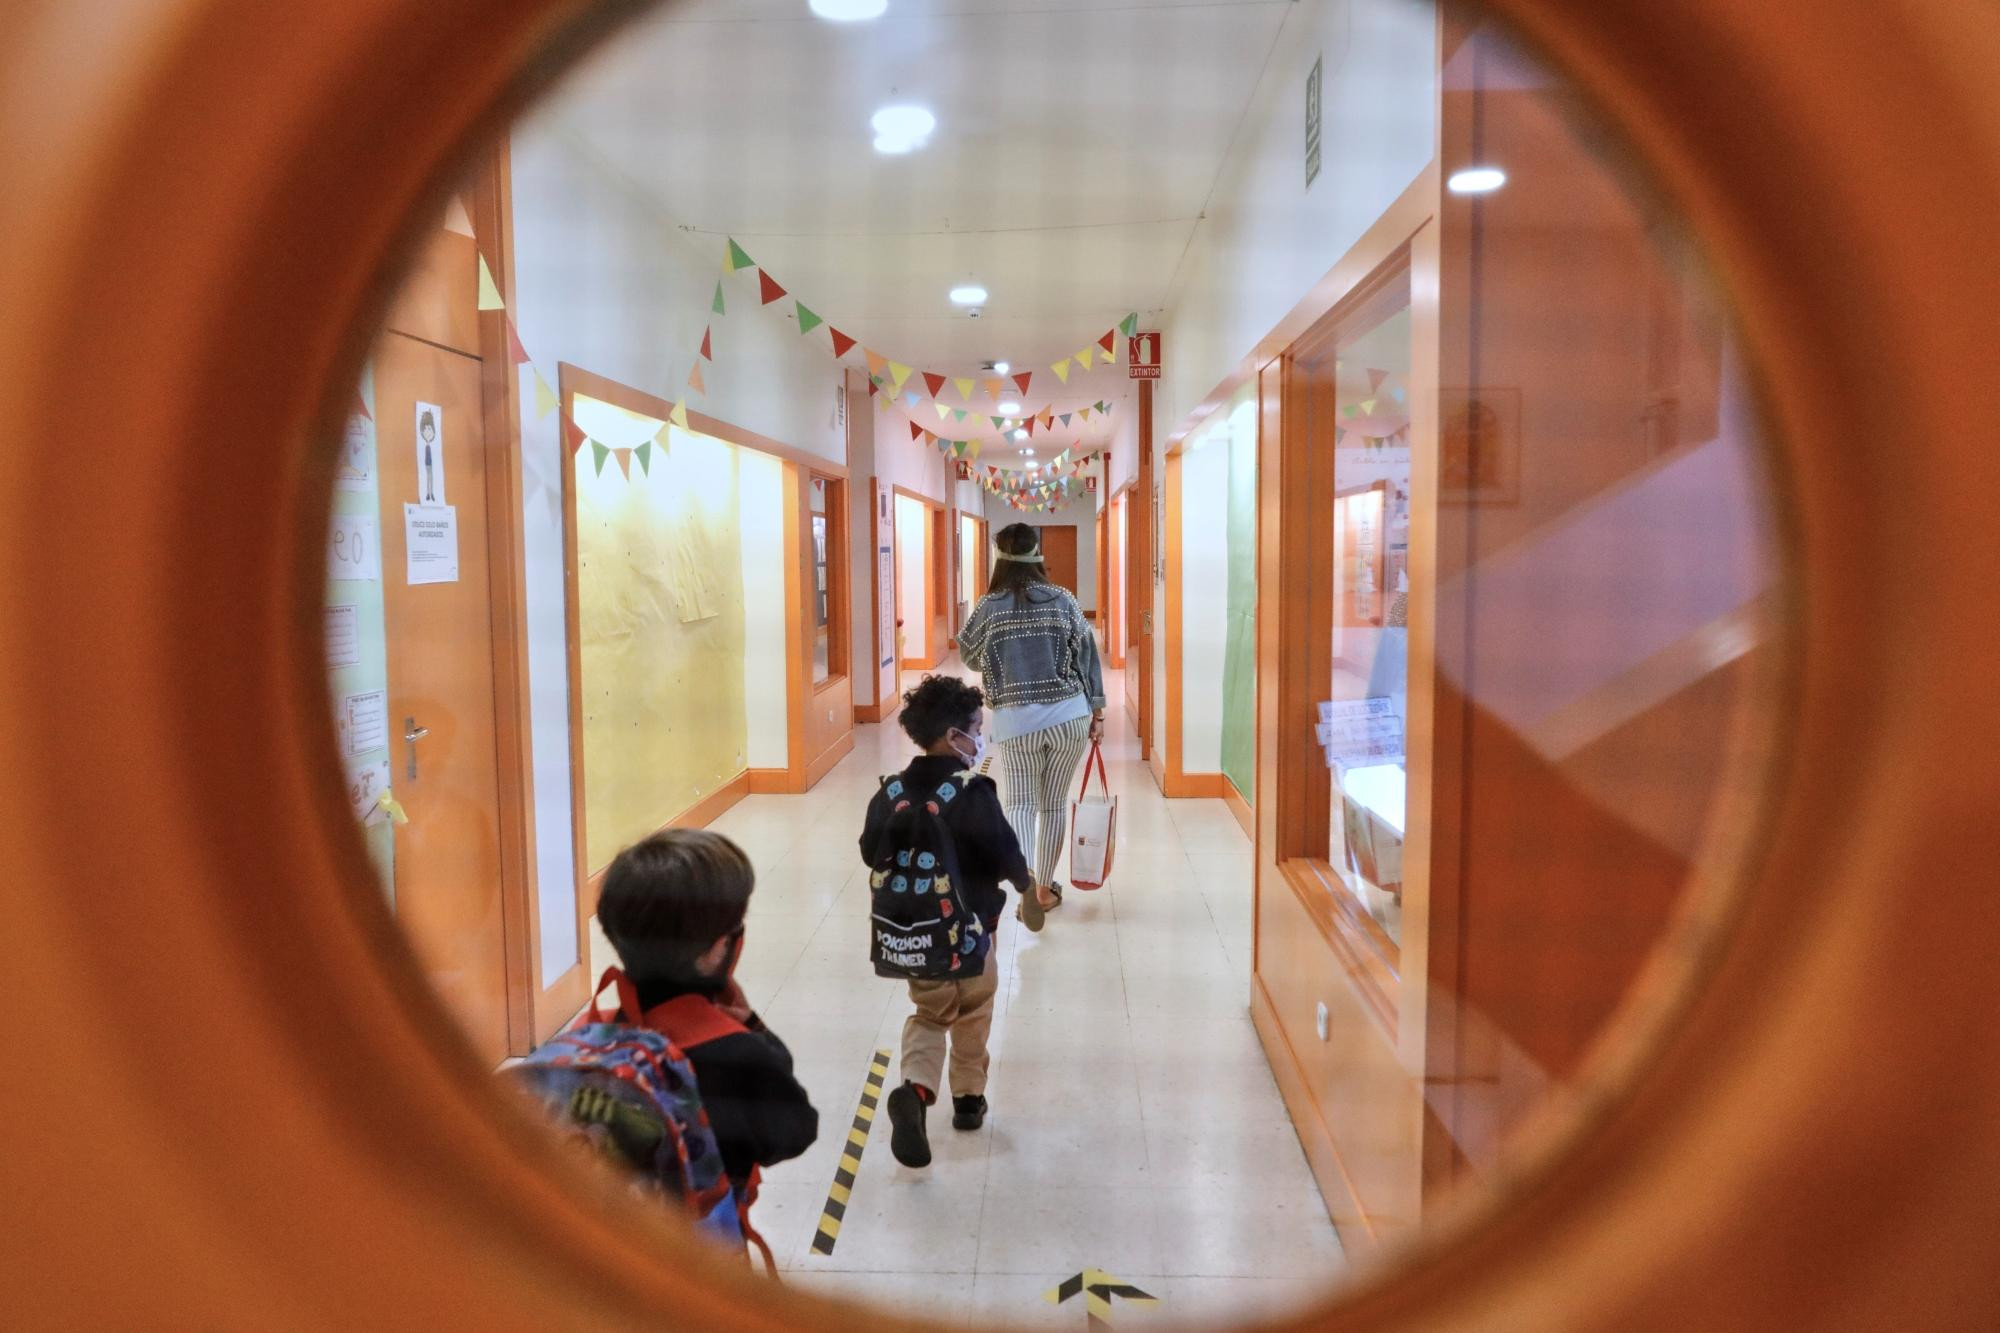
[541,0,1294,396]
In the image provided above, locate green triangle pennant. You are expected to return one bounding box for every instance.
[712,281,726,315]
[796,303,823,335]
[992,416,1006,429]
[590,440,609,475]
[727,238,756,272]
[634,441,652,475]
[1120,312,1139,337]
[953,409,967,422]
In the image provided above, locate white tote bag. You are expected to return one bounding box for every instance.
[1068,742,1117,890]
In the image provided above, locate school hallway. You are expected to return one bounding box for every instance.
[590,660,1340,1327]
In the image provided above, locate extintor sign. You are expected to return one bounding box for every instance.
[1128,331,1161,379]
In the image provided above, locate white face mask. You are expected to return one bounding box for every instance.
[949,727,988,769]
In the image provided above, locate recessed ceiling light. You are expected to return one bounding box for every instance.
[993,361,1011,375]
[998,400,1022,414]
[810,0,887,20]
[949,285,989,306]
[871,105,935,155]
[1447,166,1507,194]
[1012,430,1029,441]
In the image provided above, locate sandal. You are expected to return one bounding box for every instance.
[1019,888,1046,933]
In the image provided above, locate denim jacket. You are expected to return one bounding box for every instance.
[956,584,1106,713]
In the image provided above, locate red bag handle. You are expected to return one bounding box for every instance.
[1078,741,1109,799]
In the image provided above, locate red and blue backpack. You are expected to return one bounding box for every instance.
[507,969,773,1270]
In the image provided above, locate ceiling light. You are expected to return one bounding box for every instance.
[993,362,1011,375]
[1447,166,1507,194]
[998,400,1022,415]
[871,105,935,155]
[1012,430,1029,441]
[949,285,989,306]
[810,0,888,19]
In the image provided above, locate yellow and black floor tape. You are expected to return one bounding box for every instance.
[811,1047,891,1256]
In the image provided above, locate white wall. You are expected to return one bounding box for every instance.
[1160,0,1437,433]
[508,121,848,985]
[1180,434,1231,772]
[894,495,929,661]
[738,450,788,769]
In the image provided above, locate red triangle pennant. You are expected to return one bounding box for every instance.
[830,328,857,359]
[1026,418,1038,436]
[1013,372,1033,395]
[758,270,788,305]
[1099,329,1116,355]
[614,448,632,480]
[506,319,531,366]
[911,421,924,440]
[700,326,714,361]
[868,378,879,397]
[564,417,586,456]
[922,372,948,399]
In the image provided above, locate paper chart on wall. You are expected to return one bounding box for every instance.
[328,514,380,582]
[342,689,389,757]
[345,757,391,825]
[325,605,360,669]
[334,413,373,493]
[413,401,446,504]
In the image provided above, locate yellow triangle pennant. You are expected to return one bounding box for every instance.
[889,362,914,394]
[1077,347,1097,371]
[935,403,953,421]
[968,439,982,460]
[955,378,975,402]
[669,399,690,431]
[476,255,505,312]
[533,371,558,421]
[1051,358,1072,384]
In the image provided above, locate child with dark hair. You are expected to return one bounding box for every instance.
[859,674,1036,1168]
[596,829,818,1191]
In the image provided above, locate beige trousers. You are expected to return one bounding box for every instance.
[901,959,1001,1099]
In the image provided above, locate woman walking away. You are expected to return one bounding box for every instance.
[955,522,1106,929]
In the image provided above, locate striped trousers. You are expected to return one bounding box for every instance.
[996,714,1094,887]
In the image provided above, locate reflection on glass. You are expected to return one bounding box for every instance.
[810,478,830,684]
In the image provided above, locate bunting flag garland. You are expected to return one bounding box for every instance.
[634,440,653,475]
[831,328,857,359]
[727,239,757,273]
[713,281,727,315]
[688,360,706,394]
[1367,367,1389,393]
[1052,358,1072,384]
[477,255,506,312]
[935,403,952,422]
[955,377,975,401]
[796,303,823,335]
[866,349,888,377]
[1120,312,1139,337]
[354,390,372,422]
[889,363,914,394]
[613,448,632,480]
[922,371,948,399]
[669,400,689,430]
[1098,329,1117,356]
[1060,413,1072,427]
[565,417,587,456]
[911,421,924,440]
[700,327,713,360]
[867,378,880,397]
[758,270,788,305]
[1013,371,1034,395]
[590,440,609,475]
[954,409,968,423]
[506,320,532,366]
[983,378,1003,400]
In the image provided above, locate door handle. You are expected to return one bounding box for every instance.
[403,717,429,782]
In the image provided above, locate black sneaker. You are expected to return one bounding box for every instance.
[951,1094,987,1131]
[886,1082,932,1168]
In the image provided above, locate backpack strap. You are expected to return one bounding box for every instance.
[641,993,752,1051]
[587,966,644,1026]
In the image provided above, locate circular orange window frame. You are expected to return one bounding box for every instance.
[2,0,1997,1327]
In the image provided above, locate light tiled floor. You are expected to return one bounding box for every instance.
[589,662,1341,1327]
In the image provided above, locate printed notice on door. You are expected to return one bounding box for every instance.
[403,503,460,585]
[345,757,391,824]
[413,401,447,504]
[342,689,389,757]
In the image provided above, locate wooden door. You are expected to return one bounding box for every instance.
[1040,524,1079,594]
[929,505,948,664]
[374,325,511,1066]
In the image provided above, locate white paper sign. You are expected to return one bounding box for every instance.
[343,689,389,756]
[325,605,359,669]
[345,757,391,825]
[414,401,446,504]
[878,545,895,669]
[328,514,380,582]
[334,414,373,493]
[404,503,460,585]
[1318,697,1404,766]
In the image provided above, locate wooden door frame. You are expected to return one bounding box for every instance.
[785,470,856,793]
[1127,380,1154,761]
[1103,482,1132,669]
[891,484,946,671]
[554,362,849,928]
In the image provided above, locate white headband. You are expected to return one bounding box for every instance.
[995,548,1043,562]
